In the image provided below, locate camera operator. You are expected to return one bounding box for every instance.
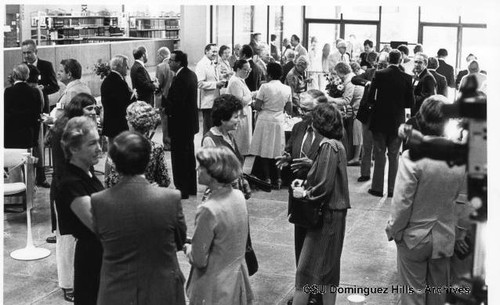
[386,95,467,305]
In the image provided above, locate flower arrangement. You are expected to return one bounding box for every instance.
[324,72,345,98]
[94,59,111,79]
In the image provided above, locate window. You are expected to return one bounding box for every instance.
[420,6,461,23]
[214,6,232,46]
[340,6,379,20]
[283,6,303,43]
[380,6,418,44]
[234,6,252,45]
[305,6,339,19]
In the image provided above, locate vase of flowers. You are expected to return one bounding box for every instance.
[324,72,345,98]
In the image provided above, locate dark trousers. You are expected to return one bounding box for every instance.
[294,225,308,266]
[371,131,402,194]
[74,237,102,305]
[360,123,373,177]
[201,109,213,136]
[171,133,197,197]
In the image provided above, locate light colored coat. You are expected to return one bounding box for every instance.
[195,55,220,109]
[386,151,466,258]
[187,188,253,305]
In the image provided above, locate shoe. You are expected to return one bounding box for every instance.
[46,236,56,243]
[287,299,293,305]
[368,189,383,197]
[347,160,360,166]
[357,176,370,182]
[273,179,282,190]
[388,191,393,198]
[36,180,51,188]
[62,288,74,302]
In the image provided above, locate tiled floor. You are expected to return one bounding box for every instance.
[4,126,402,305]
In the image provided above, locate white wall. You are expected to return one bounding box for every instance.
[180,5,209,70]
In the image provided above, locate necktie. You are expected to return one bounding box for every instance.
[301,126,314,157]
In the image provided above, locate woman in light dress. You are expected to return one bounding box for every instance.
[249,62,292,187]
[227,59,257,156]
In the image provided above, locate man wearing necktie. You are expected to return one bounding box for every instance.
[195,43,226,135]
[276,89,328,266]
[412,53,436,116]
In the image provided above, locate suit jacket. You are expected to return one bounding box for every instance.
[100,71,135,138]
[130,61,155,105]
[284,120,324,180]
[429,70,448,97]
[352,67,376,105]
[368,65,414,136]
[245,59,262,92]
[413,68,436,115]
[436,59,455,88]
[4,82,42,148]
[165,67,199,138]
[386,151,466,258]
[156,60,174,109]
[91,175,187,305]
[36,59,59,113]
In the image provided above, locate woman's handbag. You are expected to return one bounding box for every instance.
[288,187,324,229]
[245,229,258,276]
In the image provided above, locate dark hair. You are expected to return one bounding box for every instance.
[291,34,300,43]
[397,45,409,56]
[240,44,253,59]
[109,131,151,175]
[218,45,230,57]
[60,59,82,79]
[271,34,277,41]
[196,146,242,184]
[26,64,40,83]
[211,94,243,126]
[61,116,98,160]
[204,43,217,53]
[388,50,402,65]
[415,95,447,136]
[307,89,328,104]
[363,39,373,48]
[267,62,282,80]
[133,46,146,60]
[413,44,423,54]
[312,103,343,140]
[233,59,249,72]
[171,50,188,67]
[367,51,378,64]
[53,93,97,134]
[427,57,439,70]
[437,48,448,57]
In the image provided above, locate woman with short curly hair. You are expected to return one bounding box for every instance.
[105,101,170,187]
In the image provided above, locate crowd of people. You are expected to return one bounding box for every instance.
[3,33,485,305]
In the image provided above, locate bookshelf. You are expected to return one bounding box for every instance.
[129,17,180,39]
[31,15,124,45]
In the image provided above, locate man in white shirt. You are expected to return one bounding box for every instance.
[290,34,308,60]
[327,39,350,72]
[196,43,226,135]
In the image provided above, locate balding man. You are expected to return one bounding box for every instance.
[101,55,135,140]
[412,53,436,115]
[156,47,175,148]
[131,46,159,106]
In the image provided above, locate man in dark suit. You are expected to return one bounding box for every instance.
[239,44,262,92]
[165,50,198,199]
[436,48,455,89]
[276,89,327,265]
[130,45,158,106]
[91,131,187,305]
[412,53,436,115]
[367,50,414,198]
[281,49,295,84]
[270,34,279,62]
[22,39,59,114]
[101,55,135,140]
[427,57,448,97]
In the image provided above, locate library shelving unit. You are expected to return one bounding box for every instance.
[128,16,180,40]
[32,15,124,45]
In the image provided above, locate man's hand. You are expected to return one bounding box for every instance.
[216,80,226,89]
[38,84,45,91]
[275,152,292,169]
[290,157,313,173]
